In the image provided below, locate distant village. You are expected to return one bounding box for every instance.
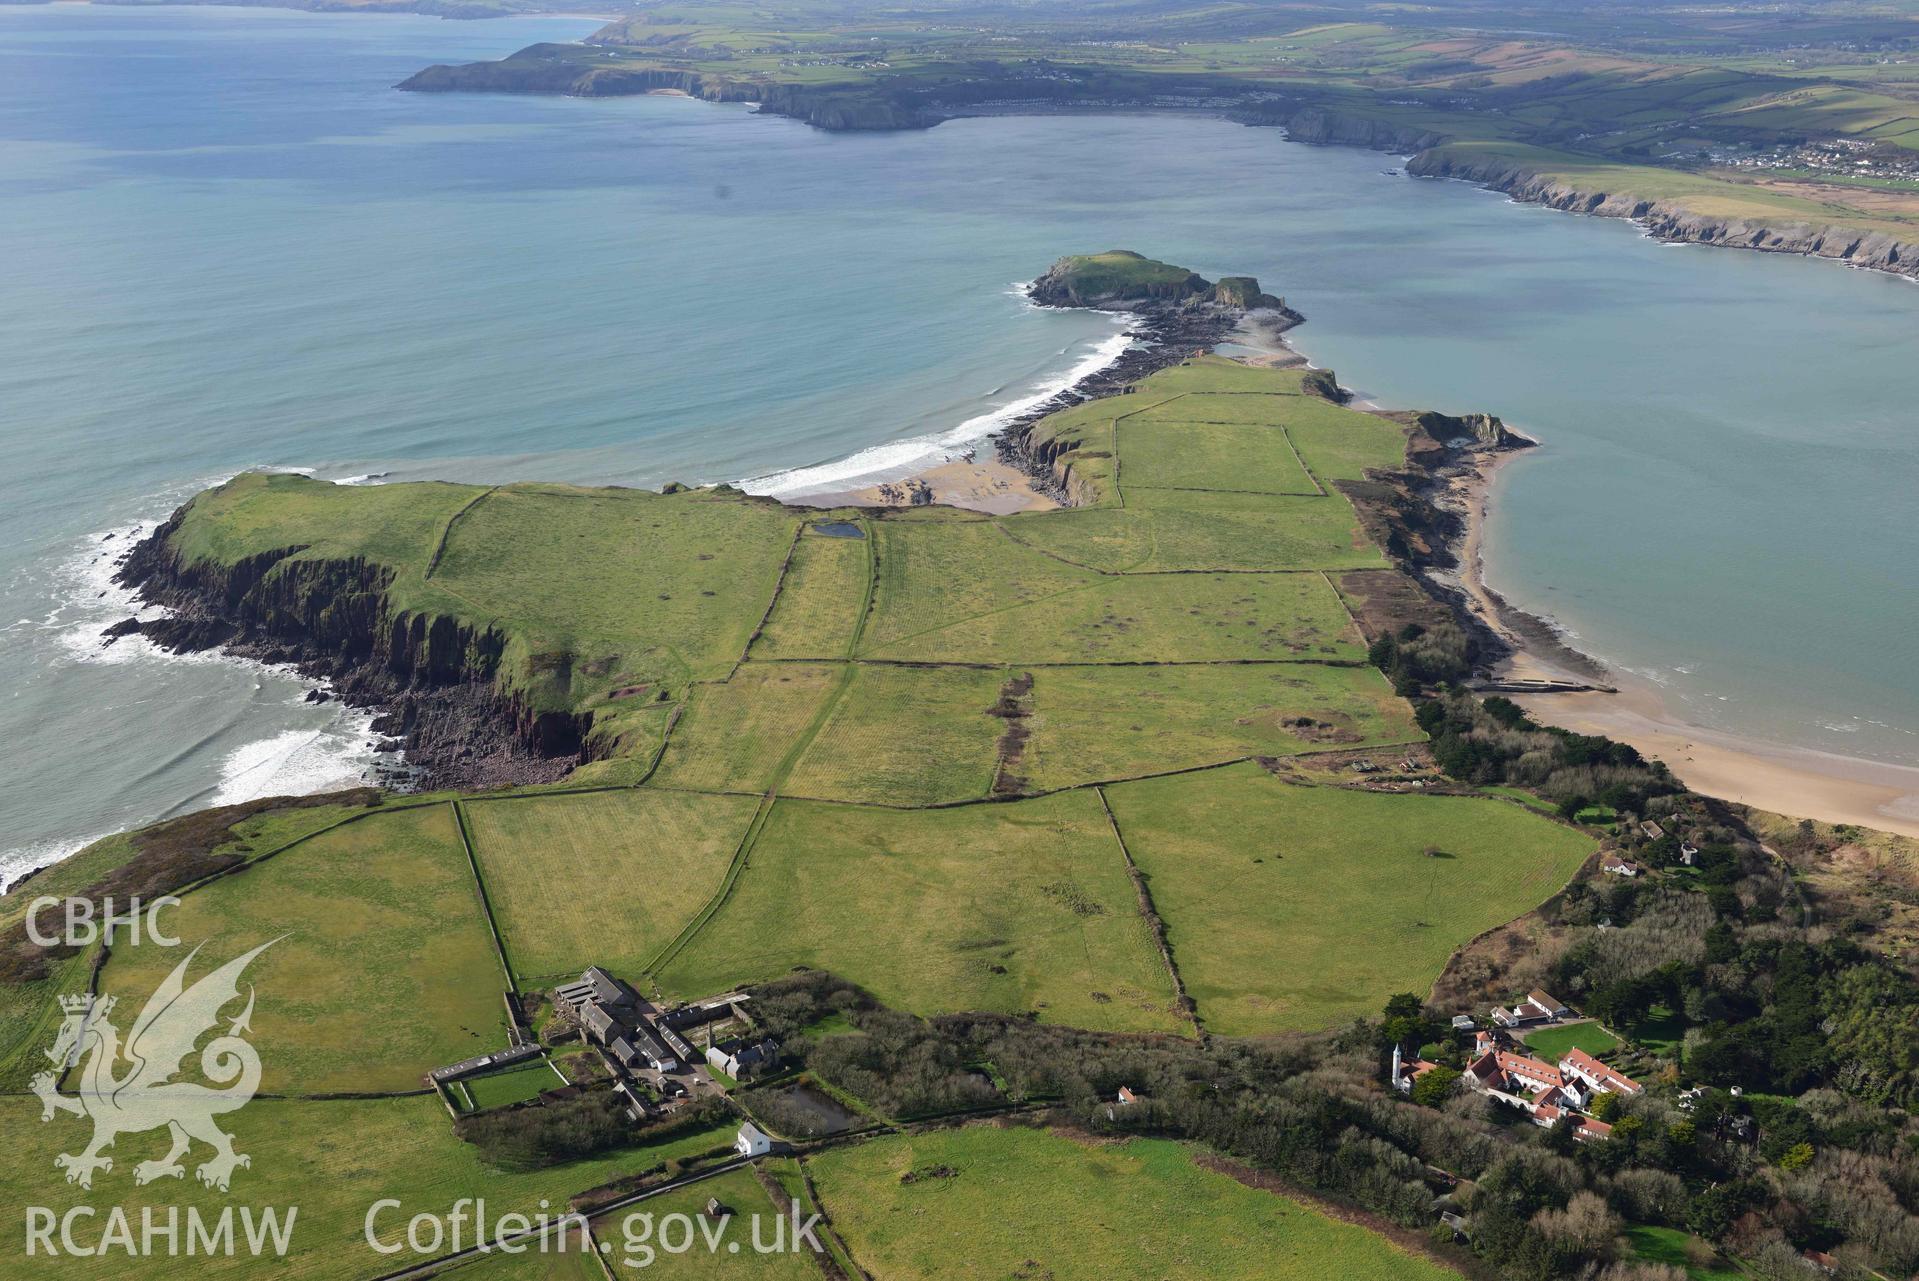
[1708,135,1919,185]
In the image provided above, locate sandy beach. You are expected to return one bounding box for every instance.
[799,456,1057,516]
[1451,456,1919,838]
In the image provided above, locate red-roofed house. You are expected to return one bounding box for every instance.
[1498,1050,1564,1092]
[1600,852,1642,878]
[1559,1047,1641,1097]
[1390,1045,1444,1095]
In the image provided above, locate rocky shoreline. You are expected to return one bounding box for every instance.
[107,517,584,793]
[993,260,1305,504]
[1406,147,1919,284]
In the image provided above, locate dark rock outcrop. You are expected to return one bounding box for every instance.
[113,514,589,790]
[995,255,1303,503]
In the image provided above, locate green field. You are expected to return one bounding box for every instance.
[3,1094,733,1281]
[752,525,870,660]
[1521,1021,1621,1061]
[659,792,1183,1034]
[864,564,1364,664]
[1002,497,1383,573]
[0,949,96,1093]
[462,788,761,986]
[100,804,507,1093]
[1020,662,1423,790]
[780,662,1003,805]
[1624,1226,1745,1281]
[460,1057,567,1111]
[592,1166,819,1278]
[650,663,845,794]
[160,476,802,740]
[1105,763,1594,1034]
[806,1125,1460,1281]
[440,1239,604,1281]
[1117,416,1322,494]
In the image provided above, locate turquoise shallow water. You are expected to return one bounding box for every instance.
[2,7,1915,880]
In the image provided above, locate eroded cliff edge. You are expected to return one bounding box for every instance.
[112,512,592,790]
[1406,147,1919,282]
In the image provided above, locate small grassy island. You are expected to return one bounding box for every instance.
[9,255,1919,1280]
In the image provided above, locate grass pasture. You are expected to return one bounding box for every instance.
[0,949,95,1093]
[650,663,844,794]
[100,803,508,1094]
[753,524,870,659]
[1105,763,1593,1034]
[781,662,1003,805]
[864,568,1364,664]
[460,1057,566,1111]
[1020,662,1423,790]
[1117,417,1321,495]
[1521,1021,1620,1061]
[440,1238,604,1281]
[1624,1226,1744,1281]
[659,792,1182,1034]
[1001,495,1381,573]
[431,484,798,691]
[858,520,1095,658]
[806,1125,1461,1281]
[1126,391,1321,428]
[591,1166,819,1278]
[2,1094,729,1281]
[462,788,761,986]
[160,474,804,728]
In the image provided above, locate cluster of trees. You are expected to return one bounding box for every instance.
[750,972,998,1117]
[1413,693,1677,816]
[1383,995,1919,1279]
[1541,841,1919,1111]
[456,1091,729,1171]
[755,960,1919,1277]
[1367,622,1476,695]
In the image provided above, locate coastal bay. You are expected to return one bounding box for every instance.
[3,7,1917,881]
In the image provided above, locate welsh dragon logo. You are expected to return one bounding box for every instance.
[30,939,278,1192]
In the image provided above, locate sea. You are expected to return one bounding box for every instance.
[3,5,1916,885]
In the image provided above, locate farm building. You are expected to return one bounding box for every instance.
[736,1123,773,1157]
[1492,989,1568,1028]
[708,1037,780,1079]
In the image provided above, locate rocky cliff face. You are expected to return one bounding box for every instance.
[1406,149,1919,283]
[1027,259,1208,308]
[114,514,590,789]
[1413,409,1532,452]
[1027,254,1292,312]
